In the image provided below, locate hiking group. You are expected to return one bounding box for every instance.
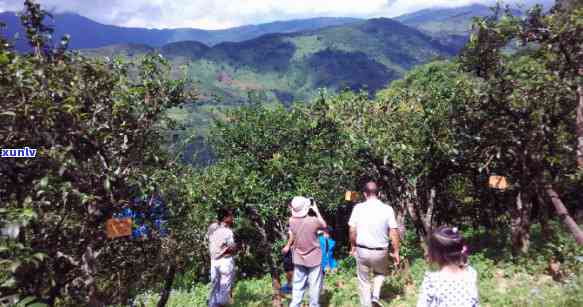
[206,181,479,307]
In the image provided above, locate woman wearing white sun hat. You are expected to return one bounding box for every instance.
[282,196,328,307]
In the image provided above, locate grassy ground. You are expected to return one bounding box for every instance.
[136,256,583,307]
[135,224,583,306]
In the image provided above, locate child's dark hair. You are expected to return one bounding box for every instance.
[217,208,234,222]
[427,226,468,267]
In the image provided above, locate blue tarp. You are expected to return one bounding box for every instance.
[319,235,337,271]
[114,195,168,239]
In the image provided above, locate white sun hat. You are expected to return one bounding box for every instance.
[291,196,310,218]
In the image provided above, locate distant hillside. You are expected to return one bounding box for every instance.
[394,3,532,52]
[395,4,495,36]
[0,11,360,51]
[85,17,456,108]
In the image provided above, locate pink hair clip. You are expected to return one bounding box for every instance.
[462,245,468,254]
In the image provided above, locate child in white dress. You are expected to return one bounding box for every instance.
[417,226,479,307]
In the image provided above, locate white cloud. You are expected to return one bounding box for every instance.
[0,0,553,29]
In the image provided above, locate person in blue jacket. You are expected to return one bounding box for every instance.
[319,226,337,294]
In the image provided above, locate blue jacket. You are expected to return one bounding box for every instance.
[319,235,337,271]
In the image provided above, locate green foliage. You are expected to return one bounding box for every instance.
[188,100,362,276]
[399,220,424,260]
[3,1,582,306]
[459,2,583,254]
[374,61,476,180]
[0,2,198,305]
[322,61,482,236]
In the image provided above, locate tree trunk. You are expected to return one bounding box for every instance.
[536,192,552,240]
[421,187,436,235]
[81,245,102,307]
[157,262,177,307]
[577,84,583,168]
[248,207,283,307]
[510,191,532,255]
[576,207,583,223]
[404,198,424,237]
[396,210,407,240]
[335,203,349,245]
[403,186,429,237]
[544,185,583,244]
[404,185,435,254]
[263,243,282,307]
[270,266,283,307]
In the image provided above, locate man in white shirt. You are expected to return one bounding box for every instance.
[348,181,400,307]
[208,208,238,307]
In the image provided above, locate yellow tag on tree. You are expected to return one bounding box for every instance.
[489,176,509,190]
[345,191,358,202]
[106,218,132,239]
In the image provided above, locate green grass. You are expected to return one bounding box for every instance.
[135,257,583,307]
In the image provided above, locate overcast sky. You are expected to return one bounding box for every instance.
[0,0,553,30]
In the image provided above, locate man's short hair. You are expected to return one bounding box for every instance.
[217,208,234,221]
[363,181,379,196]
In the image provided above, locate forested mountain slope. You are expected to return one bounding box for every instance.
[85,17,455,106]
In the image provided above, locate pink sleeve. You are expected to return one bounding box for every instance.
[288,218,295,234]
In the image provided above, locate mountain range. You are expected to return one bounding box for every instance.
[0,4,506,55]
[0,4,525,107]
[0,11,360,51]
[397,4,513,36]
[1,2,554,51]
[83,17,456,104]
[77,2,497,106]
